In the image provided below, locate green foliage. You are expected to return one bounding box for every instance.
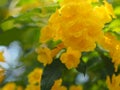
[41,59,67,90]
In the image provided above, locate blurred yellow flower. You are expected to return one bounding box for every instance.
[28,68,43,84]
[25,68,43,90]
[39,0,115,69]
[0,68,5,83]
[106,74,120,90]
[25,84,40,90]
[99,33,120,71]
[40,25,54,43]
[37,47,53,66]
[69,85,83,90]
[51,79,67,90]
[40,0,115,53]
[1,83,23,90]
[104,0,116,18]
[60,47,81,69]
[0,52,4,62]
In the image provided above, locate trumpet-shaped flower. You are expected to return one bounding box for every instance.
[1,82,23,90]
[28,68,43,84]
[51,79,67,90]
[37,46,53,66]
[60,47,81,69]
[25,68,42,90]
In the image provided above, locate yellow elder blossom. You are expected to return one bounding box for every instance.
[25,68,42,90]
[37,43,65,65]
[60,47,81,69]
[99,33,120,71]
[28,68,43,84]
[51,79,83,90]
[1,83,23,90]
[106,74,120,90]
[40,0,115,50]
[25,84,40,90]
[69,85,83,90]
[39,0,115,69]
[37,46,53,66]
[51,79,67,90]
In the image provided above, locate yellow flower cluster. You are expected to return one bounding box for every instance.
[106,74,120,90]
[39,0,115,69]
[51,78,83,90]
[99,33,120,71]
[25,68,43,90]
[0,83,23,90]
[0,68,42,90]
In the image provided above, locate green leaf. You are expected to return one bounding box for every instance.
[1,20,14,31]
[41,59,67,90]
[114,6,120,15]
[17,0,38,6]
[62,69,78,87]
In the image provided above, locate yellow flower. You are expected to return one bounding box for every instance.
[1,83,23,90]
[28,68,43,84]
[106,74,120,90]
[17,86,23,90]
[93,0,116,24]
[40,0,115,52]
[25,84,40,90]
[0,52,4,62]
[99,33,120,72]
[60,47,81,69]
[69,85,83,90]
[2,83,16,90]
[39,0,115,68]
[51,79,67,90]
[37,46,53,66]
[40,25,54,43]
[25,68,43,90]
[103,0,116,18]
